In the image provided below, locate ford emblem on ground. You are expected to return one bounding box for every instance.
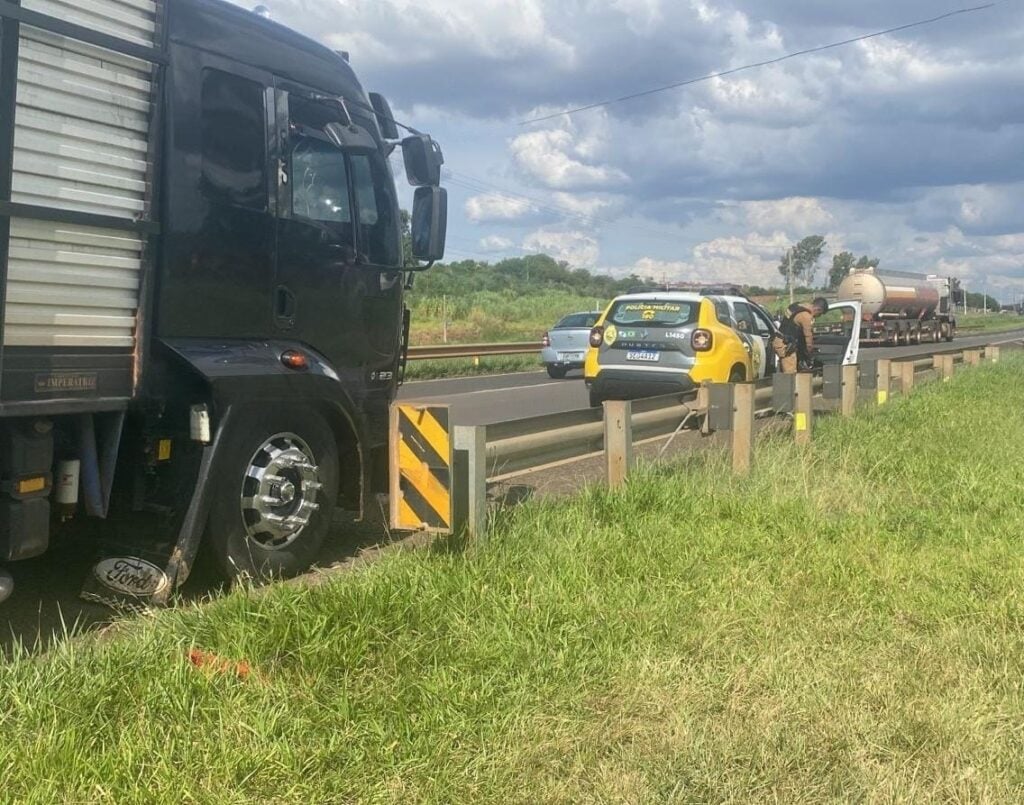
[80,557,171,609]
[0,567,13,604]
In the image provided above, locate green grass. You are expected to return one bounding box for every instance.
[959,312,1024,335]
[403,353,541,381]
[3,356,1024,802]
[409,290,604,345]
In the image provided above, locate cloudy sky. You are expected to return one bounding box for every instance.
[236,0,1024,300]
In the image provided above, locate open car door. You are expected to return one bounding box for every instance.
[812,301,861,368]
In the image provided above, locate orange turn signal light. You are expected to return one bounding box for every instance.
[280,350,309,371]
[17,476,46,495]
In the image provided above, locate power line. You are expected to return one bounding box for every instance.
[521,1,1009,125]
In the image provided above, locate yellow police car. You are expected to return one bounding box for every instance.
[584,291,778,406]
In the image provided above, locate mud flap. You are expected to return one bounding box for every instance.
[79,405,235,609]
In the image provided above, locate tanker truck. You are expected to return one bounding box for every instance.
[836,268,961,346]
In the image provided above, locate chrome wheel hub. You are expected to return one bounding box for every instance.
[240,433,322,550]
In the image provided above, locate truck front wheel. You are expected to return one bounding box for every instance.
[206,407,339,582]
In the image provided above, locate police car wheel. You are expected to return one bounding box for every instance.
[589,390,604,408]
[729,366,746,382]
[206,407,339,582]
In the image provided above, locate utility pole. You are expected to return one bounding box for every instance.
[787,249,795,304]
[983,286,987,315]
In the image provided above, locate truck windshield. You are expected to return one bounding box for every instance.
[607,300,697,327]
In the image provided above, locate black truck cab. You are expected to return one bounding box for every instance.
[0,0,447,600]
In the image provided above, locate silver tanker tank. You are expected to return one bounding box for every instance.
[837,268,940,319]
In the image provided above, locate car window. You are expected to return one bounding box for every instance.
[748,305,775,336]
[732,302,759,334]
[556,313,600,329]
[712,298,733,327]
[607,300,698,327]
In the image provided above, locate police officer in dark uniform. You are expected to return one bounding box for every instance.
[771,297,829,373]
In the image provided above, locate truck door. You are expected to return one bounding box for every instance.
[272,86,403,374]
[160,51,277,340]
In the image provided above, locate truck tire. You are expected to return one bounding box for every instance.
[945,323,955,342]
[206,407,339,582]
[546,364,568,379]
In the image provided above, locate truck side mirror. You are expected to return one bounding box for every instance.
[402,134,443,186]
[369,92,400,140]
[410,186,447,263]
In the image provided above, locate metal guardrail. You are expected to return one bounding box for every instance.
[406,327,1024,361]
[407,341,538,360]
[443,344,1007,537]
[479,348,992,480]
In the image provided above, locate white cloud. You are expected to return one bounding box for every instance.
[510,127,629,191]
[465,194,534,222]
[523,229,600,266]
[740,197,834,232]
[550,192,618,219]
[690,231,793,286]
[316,0,576,68]
[613,232,793,286]
[479,235,514,252]
[236,0,1024,294]
[611,0,663,34]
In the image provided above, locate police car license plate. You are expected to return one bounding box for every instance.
[625,350,659,362]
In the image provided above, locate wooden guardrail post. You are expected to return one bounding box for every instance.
[603,400,633,488]
[876,359,891,405]
[899,361,915,393]
[794,372,813,445]
[987,345,1001,363]
[732,383,754,475]
[964,348,982,366]
[934,354,954,381]
[453,425,487,541]
[841,364,858,417]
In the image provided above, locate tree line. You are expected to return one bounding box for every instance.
[402,215,1000,309]
[776,235,880,291]
[413,254,647,298]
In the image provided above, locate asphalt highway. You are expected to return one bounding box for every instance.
[399,327,1024,426]
[3,327,1021,654]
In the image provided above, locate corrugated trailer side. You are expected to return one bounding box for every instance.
[0,0,165,412]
